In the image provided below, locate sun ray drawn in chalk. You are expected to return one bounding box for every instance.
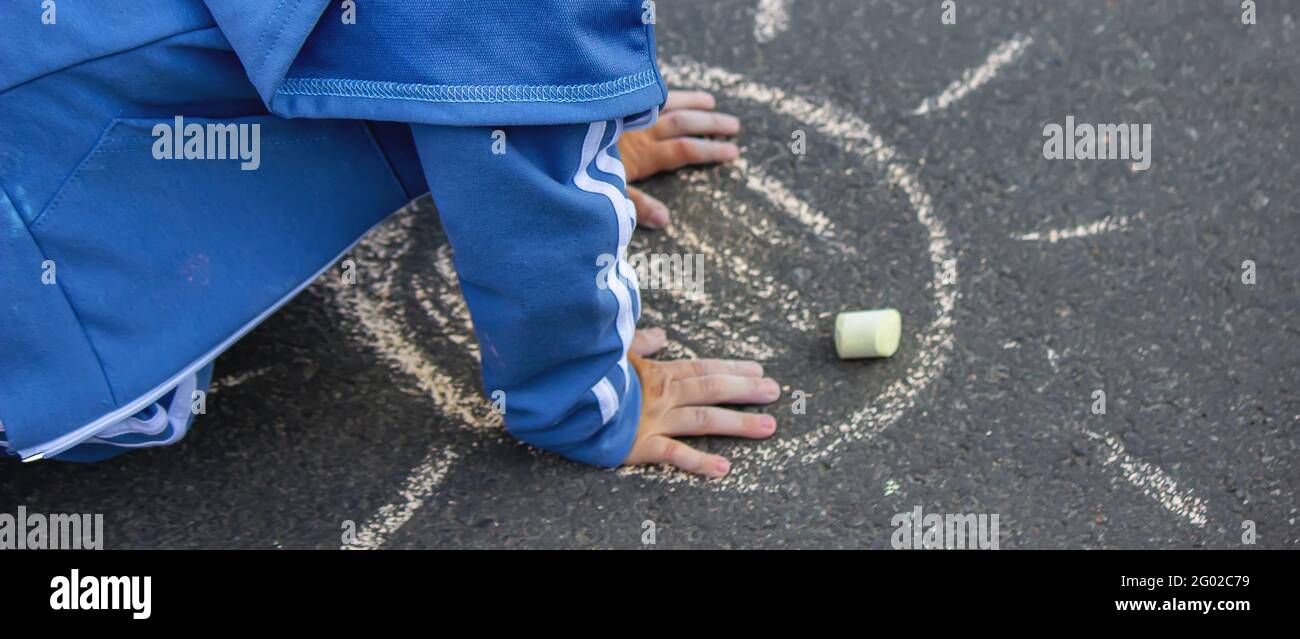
[911,34,1034,116]
[1012,212,1143,243]
[754,0,791,44]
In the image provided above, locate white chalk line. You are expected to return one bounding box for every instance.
[208,366,270,394]
[1045,354,1209,528]
[415,245,478,358]
[911,34,1034,116]
[613,59,958,492]
[730,157,854,253]
[658,218,778,361]
[341,448,458,550]
[1012,212,1143,243]
[660,176,815,360]
[324,207,503,549]
[911,33,1202,529]
[1084,429,1209,528]
[754,0,791,44]
[327,211,500,431]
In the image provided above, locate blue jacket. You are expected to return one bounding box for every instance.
[0,0,664,464]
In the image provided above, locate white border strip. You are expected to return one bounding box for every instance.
[575,120,637,404]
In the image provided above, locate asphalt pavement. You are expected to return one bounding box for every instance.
[2,0,1296,549]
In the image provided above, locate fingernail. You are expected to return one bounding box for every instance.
[640,207,669,230]
[762,415,776,431]
[714,458,731,476]
[762,379,780,399]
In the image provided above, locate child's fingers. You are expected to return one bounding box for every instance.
[661,406,776,439]
[660,358,764,379]
[672,374,781,406]
[653,109,741,140]
[636,434,730,478]
[627,186,669,229]
[649,138,740,173]
[663,90,717,113]
[630,327,667,356]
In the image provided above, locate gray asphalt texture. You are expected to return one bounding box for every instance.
[3,0,1297,549]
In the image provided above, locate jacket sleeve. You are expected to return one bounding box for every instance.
[203,0,666,127]
[409,119,644,467]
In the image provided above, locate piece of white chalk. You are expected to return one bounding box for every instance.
[834,308,901,359]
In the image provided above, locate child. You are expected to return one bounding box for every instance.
[0,0,778,477]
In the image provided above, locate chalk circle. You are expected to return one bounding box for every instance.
[336,58,957,495]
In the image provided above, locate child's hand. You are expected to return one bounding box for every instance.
[616,93,758,479]
[622,328,779,478]
[618,90,741,229]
